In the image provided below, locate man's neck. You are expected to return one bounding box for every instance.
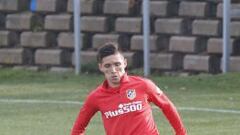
[108,81,120,88]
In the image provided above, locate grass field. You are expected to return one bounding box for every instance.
[0,69,240,135]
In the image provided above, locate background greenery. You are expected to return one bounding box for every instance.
[0,69,239,135]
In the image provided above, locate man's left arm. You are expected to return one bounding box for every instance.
[144,80,187,135]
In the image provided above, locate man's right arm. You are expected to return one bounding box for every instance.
[71,94,98,135]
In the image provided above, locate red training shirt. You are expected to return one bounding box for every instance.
[71,74,187,135]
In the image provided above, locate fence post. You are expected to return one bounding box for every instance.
[73,0,82,75]
[222,0,231,73]
[143,0,150,76]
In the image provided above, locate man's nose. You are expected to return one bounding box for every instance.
[110,66,117,73]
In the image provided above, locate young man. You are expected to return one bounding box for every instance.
[71,42,187,135]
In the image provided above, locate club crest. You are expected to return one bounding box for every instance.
[126,89,136,100]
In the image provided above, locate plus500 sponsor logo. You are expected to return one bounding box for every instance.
[104,101,142,119]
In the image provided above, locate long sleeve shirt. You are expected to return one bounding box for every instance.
[71,74,187,135]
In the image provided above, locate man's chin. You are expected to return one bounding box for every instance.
[111,79,120,84]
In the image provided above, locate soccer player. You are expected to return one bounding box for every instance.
[71,42,187,135]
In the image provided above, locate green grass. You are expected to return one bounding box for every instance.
[0,68,240,135]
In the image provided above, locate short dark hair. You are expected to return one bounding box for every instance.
[97,42,122,63]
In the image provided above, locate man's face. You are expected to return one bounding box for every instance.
[98,53,127,88]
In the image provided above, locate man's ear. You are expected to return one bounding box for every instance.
[98,63,103,72]
[124,58,127,68]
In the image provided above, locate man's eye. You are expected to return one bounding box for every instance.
[104,64,110,68]
[115,63,121,66]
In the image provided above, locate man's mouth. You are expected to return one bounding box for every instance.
[111,75,118,80]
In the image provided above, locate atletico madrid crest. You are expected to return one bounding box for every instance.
[126,89,136,100]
